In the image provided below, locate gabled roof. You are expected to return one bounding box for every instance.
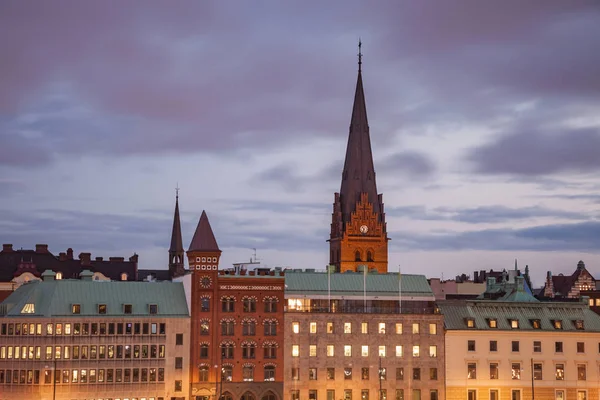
[0,279,188,317]
[188,211,220,252]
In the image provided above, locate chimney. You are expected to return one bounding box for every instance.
[578,260,585,270]
[515,276,524,292]
[473,271,479,283]
[79,270,94,281]
[129,253,139,263]
[35,244,49,253]
[109,257,125,262]
[79,252,91,266]
[66,248,74,259]
[2,244,13,252]
[95,257,103,261]
[59,252,67,261]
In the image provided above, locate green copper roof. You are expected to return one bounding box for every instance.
[439,300,600,332]
[284,270,433,298]
[0,280,189,318]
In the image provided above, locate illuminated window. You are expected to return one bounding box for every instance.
[309,345,316,357]
[395,323,403,334]
[412,323,420,334]
[512,363,521,380]
[490,363,498,379]
[98,304,107,314]
[308,368,317,380]
[466,319,475,328]
[361,322,368,334]
[120,273,128,281]
[291,345,299,357]
[467,363,476,379]
[412,345,420,357]
[344,345,352,357]
[361,345,369,357]
[292,322,299,334]
[378,323,386,334]
[395,345,403,357]
[578,364,586,380]
[310,322,317,333]
[429,345,437,358]
[72,304,80,314]
[55,272,63,280]
[327,322,334,333]
[429,323,437,335]
[555,364,564,380]
[344,322,352,333]
[20,304,35,314]
[327,368,335,380]
[379,346,386,357]
[553,320,562,330]
[488,319,497,328]
[530,319,541,329]
[510,319,519,329]
[327,345,334,357]
[344,368,352,380]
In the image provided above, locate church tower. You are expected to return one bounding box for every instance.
[168,189,186,278]
[329,43,389,273]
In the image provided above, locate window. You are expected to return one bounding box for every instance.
[490,390,499,400]
[396,367,404,380]
[511,390,521,400]
[395,345,403,357]
[413,368,420,380]
[555,341,563,353]
[201,297,210,312]
[362,322,368,334]
[466,319,475,328]
[395,323,402,334]
[309,345,317,357]
[577,391,587,400]
[430,390,438,400]
[264,320,276,336]
[222,366,233,382]
[345,390,352,400]
[429,345,437,358]
[309,390,318,400]
[200,344,209,358]
[467,363,476,379]
[574,320,585,330]
[291,368,299,380]
[344,322,352,333]
[412,345,420,357]
[512,363,521,380]
[533,363,542,380]
[199,366,209,382]
[344,367,352,380]
[344,345,352,356]
[555,364,564,380]
[264,297,278,312]
[396,390,404,400]
[327,322,334,333]
[243,365,254,381]
[531,319,541,329]
[222,297,235,312]
[327,345,334,357]
[512,341,519,352]
[56,272,62,280]
[379,346,386,357]
[489,340,497,352]
[490,363,498,379]
[577,342,585,353]
[510,319,519,329]
[292,322,299,334]
[327,368,335,380]
[243,320,256,336]
[242,342,256,359]
[430,368,437,380]
[292,345,299,357]
[327,390,335,400]
[361,345,369,357]
[362,390,369,400]
[412,323,419,334]
[310,322,317,333]
[98,304,107,314]
[291,391,300,400]
[361,367,369,380]
[264,365,275,381]
[222,320,235,336]
[533,341,541,352]
[221,343,234,359]
[553,320,563,329]
[72,304,80,314]
[243,297,256,312]
[378,322,386,334]
[264,343,277,359]
[308,368,317,380]
[123,304,132,314]
[468,340,475,351]
[488,318,497,328]
[577,364,586,380]
[429,323,437,334]
[468,390,477,400]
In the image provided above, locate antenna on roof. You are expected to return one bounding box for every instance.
[358,39,363,72]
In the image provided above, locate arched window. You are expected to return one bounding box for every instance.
[199,366,209,382]
[221,343,234,359]
[221,392,234,400]
[242,342,256,359]
[200,320,210,335]
[262,390,277,400]
[367,251,373,262]
[222,297,235,312]
[243,365,254,381]
[243,320,256,336]
[55,272,63,280]
[241,392,256,400]
[355,251,361,262]
[201,297,210,312]
[222,365,233,382]
[263,344,277,359]
[243,297,256,312]
[121,273,128,281]
[264,321,277,336]
[264,297,278,313]
[200,344,209,359]
[221,320,234,336]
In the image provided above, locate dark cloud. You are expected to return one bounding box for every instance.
[390,221,600,252]
[387,205,591,223]
[468,127,600,176]
[379,151,436,177]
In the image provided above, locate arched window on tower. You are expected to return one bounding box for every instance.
[355,251,361,262]
[367,251,374,262]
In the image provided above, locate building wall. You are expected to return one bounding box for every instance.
[445,330,600,400]
[0,316,190,400]
[284,313,445,400]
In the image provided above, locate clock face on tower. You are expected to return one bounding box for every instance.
[200,276,212,289]
[360,225,369,234]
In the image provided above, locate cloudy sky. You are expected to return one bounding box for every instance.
[1,1,600,287]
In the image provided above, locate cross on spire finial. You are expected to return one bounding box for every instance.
[175,183,180,199]
[358,39,362,72]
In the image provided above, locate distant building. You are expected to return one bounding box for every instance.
[0,243,138,300]
[440,275,600,400]
[428,278,485,301]
[0,270,190,400]
[542,260,595,299]
[284,268,445,400]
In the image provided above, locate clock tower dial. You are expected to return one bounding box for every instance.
[200,276,212,289]
[360,225,368,234]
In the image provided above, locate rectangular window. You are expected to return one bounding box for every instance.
[468,390,477,400]
[175,357,183,369]
[429,323,437,335]
[577,391,587,400]
[511,390,521,400]
[489,340,497,352]
[123,304,132,314]
[490,363,498,379]
[291,368,299,380]
[395,345,403,357]
[577,342,585,353]
[344,322,352,333]
[533,341,541,352]
[412,323,419,334]
[413,368,420,380]
[512,341,519,352]
[361,390,369,400]
[327,322,334,333]
[429,345,437,358]
[467,363,477,379]
[309,368,317,380]
[344,345,352,356]
[555,341,563,352]
[310,322,317,333]
[490,390,499,400]
[378,322,386,334]
[149,304,158,314]
[344,368,352,380]
[379,345,386,357]
[396,390,404,400]
[555,364,564,380]
[396,367,404,380]
[98,304,107,314]
[533,363,542,380]
[361,367,369,380]
[328,390,335,400]
[309,345,317,357]
[327,368,335,380]
[512,363,521,380]
[309,390,317,400]
[429,368,437,380]
[430,390,438,400]
[327,345,334,357]
[292,345,299,357]
[510,319,519,329]
[395,323,402,334]
[291,390,299,400]
[412,345,420,357]
[361,345,369,357]
[176,333,183,345]
[468,340,475,351]
[362,322,368,334]
[292,322,299,334]
[344,390,352,400]
[578,364,586,380]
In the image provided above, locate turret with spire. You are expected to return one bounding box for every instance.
[329,42,389,273]
[168,186,186,278]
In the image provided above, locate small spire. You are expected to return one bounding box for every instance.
[175,182,180,199]
[358,39,362,72]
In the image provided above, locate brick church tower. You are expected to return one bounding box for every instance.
[329,43,389,273]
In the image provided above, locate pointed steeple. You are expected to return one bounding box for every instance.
[169,187,185,278]
[189,210,220,252]
[339,41,380,220]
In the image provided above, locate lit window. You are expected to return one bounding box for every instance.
[553,320,563,330]
[292,345,299,357]
[292,322,299,334]
[512,363,521,380]
[361,322,368,334]
[21,303,35,314]
[344,322,352,333]
[488,319,497,328]
[56,272,63,280]
[510,319,519,329]
[429,323,437,335]
[98,304,107,314]
[395,323,402,334]
[429,345,437,358]
[120,273,128,281]
[466,319,475,328]
[555,364,564,380]
[327,345,334,357]
[310,322,317,333]
[309,345,317,357]
[361,345,369,357]
[574,320,584,330]
[395,345,403,357]
[71,304,80,314]
[412,323,419,334]
[344,345,352,357]
[379,346,386,357]
[412,345,420,357]
[578,364,586,380]
[467,363,476,379]
[327,322,334,333]
[596,299,600,306]
[378,323,386,334]
[531,319,541,329]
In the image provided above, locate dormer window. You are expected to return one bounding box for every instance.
[552,320,563,330]
[98,304,107,314]
[72,304,81,314]
[530,319,541,329]
[120,273,128,281]
[487,319,497,328]
[123,304,133,314]
[466,318,475,328]
[510,319,519,329]
[149,304,158,314]
[21,303,35,314]
[55,272,63,280]
[573,320,584,330]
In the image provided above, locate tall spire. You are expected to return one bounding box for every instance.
[189,210,220,252]
[339,41,380,220]
[169,185,185,278]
